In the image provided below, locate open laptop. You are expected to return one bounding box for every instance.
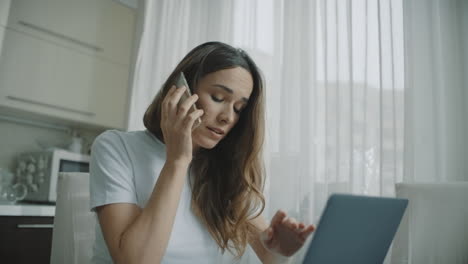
[302,194,408,264]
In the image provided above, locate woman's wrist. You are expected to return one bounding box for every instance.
[259,228,294,264]
[272,254,291,264]
[264,249,291,264]
[165,159,191,171]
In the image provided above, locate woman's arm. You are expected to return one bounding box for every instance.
[97,161,189,264]
[249,214,287,264]
[97,85,204,264]
[249,211,315,264]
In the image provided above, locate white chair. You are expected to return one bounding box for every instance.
[392,182,468,264]
[50,172,96,264]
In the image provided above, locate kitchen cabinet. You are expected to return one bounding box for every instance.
[6,0,134,66]
[0,216,54,264]
[0,1,10,57]
[0,26,5,58]
[0,0,11,27]
[0,0,136,130]
[0,28,130,129]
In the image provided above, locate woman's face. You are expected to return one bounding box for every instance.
[192,67,253,151]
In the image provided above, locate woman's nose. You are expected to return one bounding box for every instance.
[217,106,235,124]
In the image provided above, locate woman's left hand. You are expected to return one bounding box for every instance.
[260,210,315,257]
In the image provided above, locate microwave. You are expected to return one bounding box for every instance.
[15,148,90,203]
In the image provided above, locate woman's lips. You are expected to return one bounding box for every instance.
[208,127,225,134]
[207,127,224,138]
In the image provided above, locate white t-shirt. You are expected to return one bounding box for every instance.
[89,130,236,264]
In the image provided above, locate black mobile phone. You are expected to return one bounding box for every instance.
[175,72,201,128]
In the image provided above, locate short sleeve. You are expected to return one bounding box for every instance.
[89,130,137,211]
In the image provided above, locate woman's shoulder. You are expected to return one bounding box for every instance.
[94,129,123,142]
[92,129,127,150]
[93,129,155,144]
[92,129,165,155]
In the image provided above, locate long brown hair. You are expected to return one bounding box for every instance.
[143,42,265,257]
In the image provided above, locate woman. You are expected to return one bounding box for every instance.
[90,41,315,264]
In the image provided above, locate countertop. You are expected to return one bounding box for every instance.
[0,202,55,217]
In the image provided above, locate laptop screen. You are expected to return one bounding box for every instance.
[302,194,408,264]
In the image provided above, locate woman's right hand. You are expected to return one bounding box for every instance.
[161,85,204,165]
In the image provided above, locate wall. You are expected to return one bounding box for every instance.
[0,118,102,174]
[0,0,144,176]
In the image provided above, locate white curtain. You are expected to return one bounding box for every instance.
[403,0,468,183]
[391,1,468,263]
[127,0,405,263]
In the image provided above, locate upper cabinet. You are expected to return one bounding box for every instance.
[0,1,11,27]
[6,0,135,66]
[0,1,11,54]
[0,0,136,130]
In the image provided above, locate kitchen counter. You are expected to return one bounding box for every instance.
[0,202,55,217]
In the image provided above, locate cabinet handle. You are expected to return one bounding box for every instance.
[7,96,96,117]
[18,20,104,53]
[17,224,54,229]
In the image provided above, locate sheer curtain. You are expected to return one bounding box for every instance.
[392,1,468,263]
[403,0,468,182]
[127,0,405,263]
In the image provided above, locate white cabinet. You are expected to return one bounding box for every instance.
[0,0,11,27]
[6,0,135,66]
[0,26,5,59]
[0,29,129,129]
[0,0,136,130]
[0,0,11,56]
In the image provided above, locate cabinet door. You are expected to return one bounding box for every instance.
[0,0,11,27]
[0,216,54,264]
[6,0,135,66]
[0,25,5,58]
[0,28,129,129]
[0,1,10,56]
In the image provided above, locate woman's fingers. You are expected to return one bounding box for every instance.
[162,85,185,120]
[280,218,315,240]
[162,85,202,132]
[298,222,305,230]
[268,227,274,239]
[161,86,176,120]
[282,216,298,229]
[178,93,199,116]
[184,109,204,131]
[168,86,187,112]
[164,85,178,100]
[269,210,316,246]
[162,85,179,106]
[263,227,274,241]
[270,210,287,228]
[300,225,316,240]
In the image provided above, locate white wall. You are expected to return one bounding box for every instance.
[115,0,138,9]
[0,119,101,173]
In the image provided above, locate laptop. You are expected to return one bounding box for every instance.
[302,194,408,264]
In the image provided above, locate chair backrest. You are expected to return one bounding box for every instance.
[50,172,96,264]
[392,182,468,264]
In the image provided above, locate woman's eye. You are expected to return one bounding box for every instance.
[211,94,244,114]
[211,95,223,102]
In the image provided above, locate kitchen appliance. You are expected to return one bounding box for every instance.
[15,148,90,203]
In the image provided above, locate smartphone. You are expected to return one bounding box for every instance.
[175,72,202,128]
